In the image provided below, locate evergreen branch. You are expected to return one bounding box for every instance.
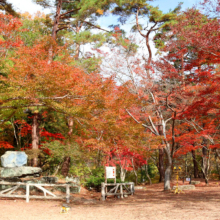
[60,8,81,18]
[56,26,69,32]
[83,21,110,33]
[0,111,16,125]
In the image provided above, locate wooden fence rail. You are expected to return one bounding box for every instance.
[101,182,134,201]
[0,181,73,203]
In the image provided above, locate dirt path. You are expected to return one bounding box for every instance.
[1,182,220,220]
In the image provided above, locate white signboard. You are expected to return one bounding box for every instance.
[186,178,191,182]
[106,167,116,179]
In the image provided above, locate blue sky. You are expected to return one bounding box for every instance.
[6,0,200,60]
[97,0,200,31]
[8,0,199,16]
[7,0,199,32]
[151,0,199,12]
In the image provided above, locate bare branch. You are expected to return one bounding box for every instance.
[126,109,157,135]
[126,109,140,124]
[63,1,75,2]
[148,116,159,135]
[2,94,84,103]
[0,103,46,110]
[165,117,172,125]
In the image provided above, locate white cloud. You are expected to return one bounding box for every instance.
[7,0,50,14]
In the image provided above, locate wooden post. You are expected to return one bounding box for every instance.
[101,183,105,201]
[105,167,107,183]
[114,166,116,184]
[66,184,70,203]
[120,184,123,199]
[26,184,30,203]
[130,183,134,195]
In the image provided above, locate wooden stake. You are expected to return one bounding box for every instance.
[66,185,70,203]
[26,184,29,203]
[101,183,105,201]
[120,184,123,199]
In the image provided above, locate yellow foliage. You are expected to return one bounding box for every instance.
[96,9,104,15]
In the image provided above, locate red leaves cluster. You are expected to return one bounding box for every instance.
[0,13,23,50]
[0,141,14,149]
[40,129,65,141]
[107,148,147,171]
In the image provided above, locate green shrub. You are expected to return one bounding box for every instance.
[85,167,122,191]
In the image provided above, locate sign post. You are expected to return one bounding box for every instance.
[101,166,134,201]
[105,166,116,184]
[173,166,182,194]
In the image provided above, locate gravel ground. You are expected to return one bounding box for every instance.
[0,181,220,220]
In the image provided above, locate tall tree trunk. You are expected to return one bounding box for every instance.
[191,150,199,178]
[215,152,220,180]
[60,24,82,177]
[158,148,165,182]
[158,125,165,182]
[202,141,210,184]
[145,32,152,79]
[51,0,62,40]
[181,55,185,89]
[48,0,62,61]
[145,163,152,185]
[61,155,71,177]
[74,25,81,59]
[120,167,126,182]
[164,145,172,190]
[60,116,73,176]
[132,158,138,185]
[32,113,40,167]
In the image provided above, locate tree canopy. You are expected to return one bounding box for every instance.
[0,0,220,190]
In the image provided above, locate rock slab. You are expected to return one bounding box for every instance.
[134,186,145,190]
[41,176,58,183]
[173,185,195,190]
[66,177,81,193]
[190,181,200,185]
[1,151,27,167]
[0,166,42,178]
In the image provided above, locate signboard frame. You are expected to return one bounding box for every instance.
[105,166,116,184]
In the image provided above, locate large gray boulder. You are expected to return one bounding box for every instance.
[1,151,27,167]
[0,166,42,178]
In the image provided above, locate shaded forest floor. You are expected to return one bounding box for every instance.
[0,180,220,220]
